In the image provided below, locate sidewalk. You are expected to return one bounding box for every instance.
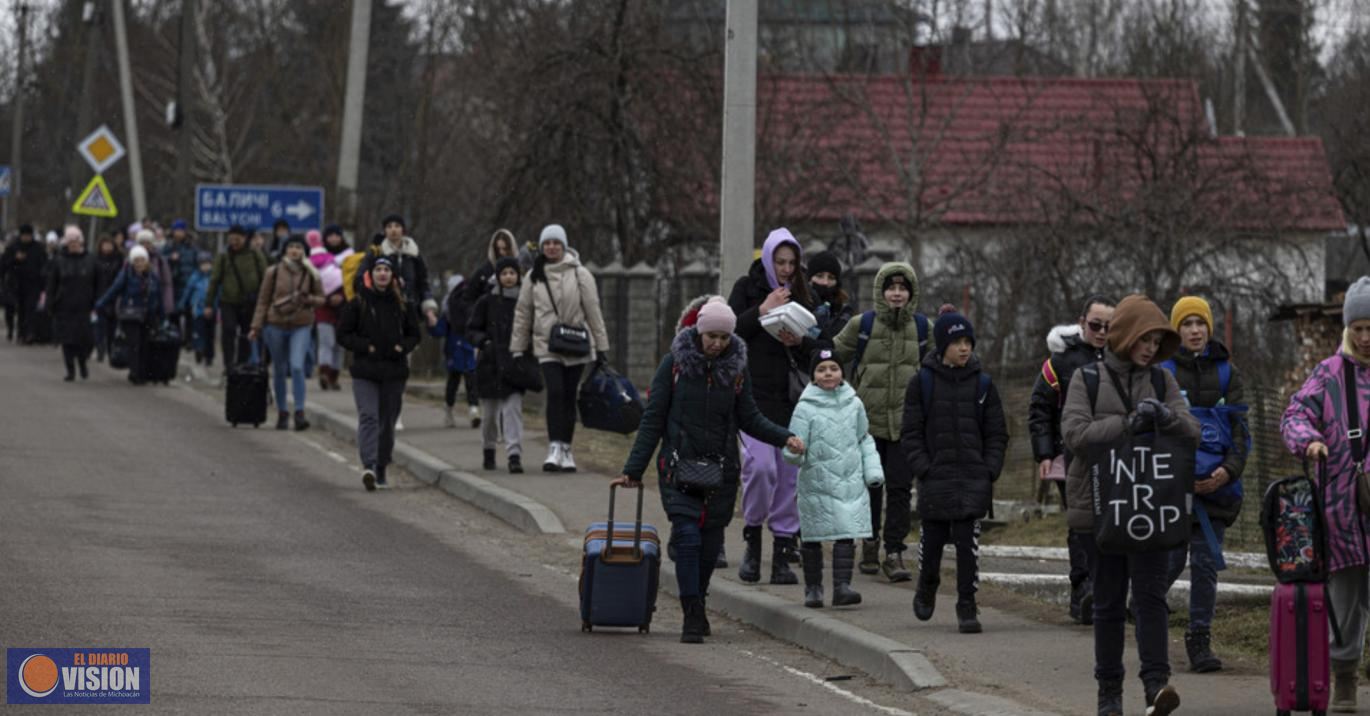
[283,375,1284,715]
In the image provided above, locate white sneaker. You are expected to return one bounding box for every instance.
[442,407,456,428]
[558,442,577,473]
[395,418,405,431]
[543,443,561,473]
[469,404,481,428]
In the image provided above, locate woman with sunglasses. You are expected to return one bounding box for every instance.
[1027,294,1115,624]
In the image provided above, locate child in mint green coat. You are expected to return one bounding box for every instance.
[784,348,885,608]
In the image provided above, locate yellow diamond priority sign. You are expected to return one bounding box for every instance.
[77,125,127,174]
[73,175,118,218]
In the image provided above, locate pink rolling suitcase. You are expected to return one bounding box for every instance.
[1270,582,1331,716]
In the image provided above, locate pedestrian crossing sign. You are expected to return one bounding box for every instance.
[72,175,118,218]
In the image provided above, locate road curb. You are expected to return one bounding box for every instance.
[303,402,566,535]
[655,563,945,693]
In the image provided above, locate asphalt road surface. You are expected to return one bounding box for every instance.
[0,342,931,715]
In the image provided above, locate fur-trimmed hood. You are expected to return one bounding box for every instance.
[671,327,748,386]
[379,236,421,258]
[488,229,516,265]
[675,294,717,333]
[1046,323,1082,353]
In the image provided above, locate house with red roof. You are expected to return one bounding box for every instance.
[734,72,1344,315]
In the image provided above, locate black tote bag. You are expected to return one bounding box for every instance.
[1087,429,1196,554]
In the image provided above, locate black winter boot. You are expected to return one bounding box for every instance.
[715,546,728,569]
[956,601,982,634]
[276,410,290,430]
[913,576,939,621]
[859,539,880,575]
[508,454,523,474]
[699,592,712,636]
[769,536,799,585]
[1184,630,1222,673]
[831,541,862,606]
[1143,680,1180,716]
[1070,580,1094,625]
[293,410,310,431]
[1097,679,1124,716]
[800,543,824,608]
[680,596,707,644]
[483,449,496,470]
[738,526,762,583]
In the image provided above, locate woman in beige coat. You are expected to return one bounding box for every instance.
[250,235,325,430]
[510,224,609,472]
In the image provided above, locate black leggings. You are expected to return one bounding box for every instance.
[540,362,584,443]
[445,370,478,407]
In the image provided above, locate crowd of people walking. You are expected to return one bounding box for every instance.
[17,212,1370,716]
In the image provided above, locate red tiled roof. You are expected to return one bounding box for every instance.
[750,74,1344,232]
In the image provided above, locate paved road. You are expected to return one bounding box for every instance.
[0,342,928,715]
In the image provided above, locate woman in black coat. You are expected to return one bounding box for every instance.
[337,257,421,491]
[614,298,802,643]
[92,235,125,362]
[44,228,99,380]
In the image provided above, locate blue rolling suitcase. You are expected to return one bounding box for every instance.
[579,483,660,633]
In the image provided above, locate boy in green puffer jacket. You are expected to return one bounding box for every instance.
[831,262,931,582]
[785,349,885,609]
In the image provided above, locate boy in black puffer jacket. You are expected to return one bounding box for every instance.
[900,307,1008,634]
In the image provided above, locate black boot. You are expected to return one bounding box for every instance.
[1097,679,1124,716]
[483,449,496,470]
[770,536,799,585]
[800,543,824,608]
[913,576,938,621]
[715,546,728,569]
[508,454,523,474]
[1184,630,1222,673]
[1071,580,1095,625]
[738,526,762,583]
[859,538,880,575]
[276,410,290,430]
[956,601,982,634]
[831,541,862,606]
[78,359,88,380]
[1144,680,1180,716]
[680,596,707,644]
[699,592,712,636]
[293,410,310,431]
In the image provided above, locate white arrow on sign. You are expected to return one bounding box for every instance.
[285,200,315,221]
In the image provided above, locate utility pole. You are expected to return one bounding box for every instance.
[72,2,102,203]
[718,0,758,294]
[1232,0,1246,136]
[335,0,371,234]
[173,0,195,220]
[7,1,29,232]
[111,0,147,220]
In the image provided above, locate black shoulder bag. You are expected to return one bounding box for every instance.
[543,271,591,357]
[666,367,725,496]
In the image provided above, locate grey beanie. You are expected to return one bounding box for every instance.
[1347,277,1370,326]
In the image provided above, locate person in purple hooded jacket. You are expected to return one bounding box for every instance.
[727,227,819,586]
[1282,276,1370,711]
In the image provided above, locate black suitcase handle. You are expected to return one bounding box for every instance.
[602,482,645,564]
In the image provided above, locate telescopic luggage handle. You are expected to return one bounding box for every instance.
[603,482,645,564]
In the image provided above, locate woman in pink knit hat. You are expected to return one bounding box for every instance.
[615,297,805,643]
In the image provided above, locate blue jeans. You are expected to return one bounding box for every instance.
[1094,549,1171,686]
[262,324,311,412]
[1165,518,1225,631]
[670,517,725,599]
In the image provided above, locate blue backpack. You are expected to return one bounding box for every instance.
[1158,358,1249,506]
[849,310,929,378]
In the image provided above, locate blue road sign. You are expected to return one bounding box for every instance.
[194,184,324,233]
[0,165,11,197]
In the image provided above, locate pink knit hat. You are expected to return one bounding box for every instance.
[695,297,736,335]
[306,230,323,249]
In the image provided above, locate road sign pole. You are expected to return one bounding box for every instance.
[111,0,148,220]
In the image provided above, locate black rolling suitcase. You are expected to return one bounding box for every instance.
[226,340,269,428]
[142,324,181,384]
